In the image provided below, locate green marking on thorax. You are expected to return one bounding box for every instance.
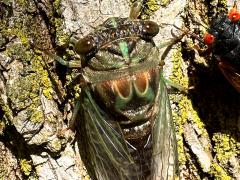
[110,18,130,63]
[110,17,118,28]
[119,41,129,63]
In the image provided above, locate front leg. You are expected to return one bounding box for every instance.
[44,51,82,68]
[130,0,143,19]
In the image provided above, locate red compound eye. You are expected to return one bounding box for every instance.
[204,33,215,45]
[228,11,240,22]
[228,2,240,22]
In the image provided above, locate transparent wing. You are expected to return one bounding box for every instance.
[218,60,240,92]
[77,70,178,180]
[77,88,140,180]
[151,70,179,180]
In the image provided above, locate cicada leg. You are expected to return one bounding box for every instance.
[56,99,82,144]
[158,29,186,60]
[36,48,85,140]
[156,30,190,93]
[130,0,143,19]
[44,51,82,68]
[163,78,189,94]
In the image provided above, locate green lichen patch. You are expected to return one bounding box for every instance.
[170,48,210,135]
[212,133,239,164]
[169,48,212,174]
[29,109,44,124]
[54,18,70,47]
[146,0,160,11]
[0,98,12,130]
[0,121,5,135]
[170,48,188,88]
[51,0,69,48]
[5,44,54,123]
[8,28,29,47]
[20,159,32,176]
[159,0,171,7]
[169,48,190,167]
[32,57,54,100]
[210,162,231,180]
[53,0,62,15]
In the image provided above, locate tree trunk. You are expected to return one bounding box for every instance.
[0,0,239,179]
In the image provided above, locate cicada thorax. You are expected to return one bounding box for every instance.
[77,17,162,178]
[80,17,161,127]
[89,39,160,125]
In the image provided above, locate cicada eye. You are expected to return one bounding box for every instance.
[142,21,159,37]
[228,11,240,22]
[228,2,240,22]
[204,33,215,45]
[75,36,96,55]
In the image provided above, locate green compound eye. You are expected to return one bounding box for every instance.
[142,21,159,37]
[75,36,96,55]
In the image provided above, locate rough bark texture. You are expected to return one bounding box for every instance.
[0,0,239,179]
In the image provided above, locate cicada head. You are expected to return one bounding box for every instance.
[202,1,240,92]
[204,2,240,65]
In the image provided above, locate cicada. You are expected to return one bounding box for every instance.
[52,1,179,179]
[203,1,240,92]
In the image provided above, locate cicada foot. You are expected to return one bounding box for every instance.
[158,28,187,49]
[168,25,214,58]
[57,101,81,143]
[158,28,188,61]
[57,127,76,144]
[193,43,213,58]
[163,78,193,94]
[46,52,81,68]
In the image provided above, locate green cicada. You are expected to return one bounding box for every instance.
[51,1,179,179]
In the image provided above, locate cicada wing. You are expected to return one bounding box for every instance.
[218,61,240,92]
[77,89,140,180]
[151,71,178,180]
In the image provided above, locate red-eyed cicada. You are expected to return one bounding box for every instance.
[50,1,180,179]
[203,1,240,92]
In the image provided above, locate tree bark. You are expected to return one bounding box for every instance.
[0,0,239,179]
